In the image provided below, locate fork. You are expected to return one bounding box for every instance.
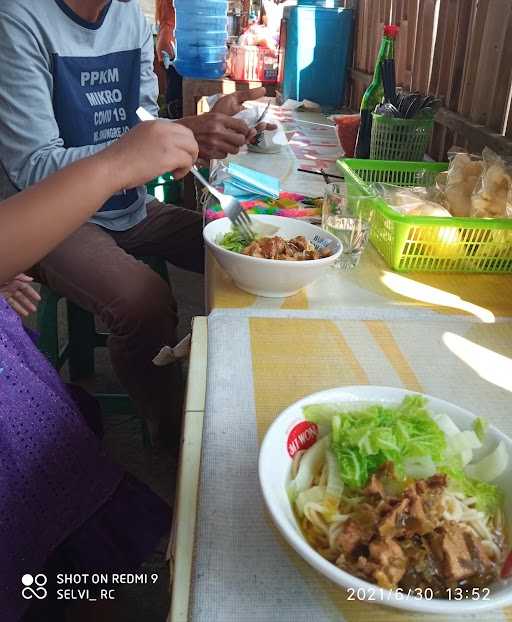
[253,100,271,146]
[136,106,256,239]
[190,166,256,240]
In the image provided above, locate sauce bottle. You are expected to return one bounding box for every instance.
[355,25,399,159]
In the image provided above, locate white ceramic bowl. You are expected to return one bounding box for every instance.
[258,386,512,614]
[203,215,342,297]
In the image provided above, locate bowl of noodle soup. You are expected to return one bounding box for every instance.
[258,386,512,614]
[203,215,342,298]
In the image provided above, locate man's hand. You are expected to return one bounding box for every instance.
[0,274,41,317]
[177,113,254,160]
[105,120,199,188]
[212,87,277,139]
[176,87,278,159]
[212,87,268,116]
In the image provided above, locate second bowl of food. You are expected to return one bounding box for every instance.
[203,215,342,297]
[259,386,512,614]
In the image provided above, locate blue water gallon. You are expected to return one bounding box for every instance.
[282,6,354,108]
[174,0,228,79]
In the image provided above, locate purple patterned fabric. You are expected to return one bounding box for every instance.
[0,299,123,620]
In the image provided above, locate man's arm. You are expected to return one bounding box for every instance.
[0,12,110,190]
[0,120,198,284]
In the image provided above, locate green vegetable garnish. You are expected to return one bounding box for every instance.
[303,396,504,515]
[218,230,255,254]
[440,463,503,515]
[473,416,488,442]
[322,396,446,489]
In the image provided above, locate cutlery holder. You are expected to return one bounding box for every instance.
[370,113,434,161]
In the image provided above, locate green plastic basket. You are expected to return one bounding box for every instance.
[370,114,434,161]
[338,158,512,273]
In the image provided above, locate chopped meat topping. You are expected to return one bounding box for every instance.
[403,484,434,536]
[327,468,499,597]
[427,522,492,582]
[369,538,407,589]
[363,473,385,498]
[378,498,410,538]
[337,519,365,555]
[464,530,493,574]
[426,473,448,490]
[243,235,330,260]
[287,236,309,252]
[337,504,376,555]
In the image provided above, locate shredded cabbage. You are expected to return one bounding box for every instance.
[446,430,482,466]
[441,463,503,515]
[474,417,488,442]
[325,448,345,509]
[295,450,343,521]
[433,413,460,437]
[404,455,436,479]
[303,404,343,436]
[295,485,325,517]
[287,435,329,502]
[465,441,509,483]
[300,395,506,518]
[327,395,446,489]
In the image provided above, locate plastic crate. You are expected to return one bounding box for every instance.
[338,159,512,273]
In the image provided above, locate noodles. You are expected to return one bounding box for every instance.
[293,448,506,595]
[328,521,347,552]
[318,463,328,487]
[289,397,509,596]
[291,450,305,479]
[441,491,499,554]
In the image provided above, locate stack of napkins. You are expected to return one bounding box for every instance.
[223,162,280,203]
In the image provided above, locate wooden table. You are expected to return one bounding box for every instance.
[191,105,341,209]
[170,313,512,622]
[207,245,512,321]
[168,317,207,622]
[206,120,512,321]
[170,104,512,620]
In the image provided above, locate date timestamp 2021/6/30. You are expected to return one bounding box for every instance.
[346,586,491,601]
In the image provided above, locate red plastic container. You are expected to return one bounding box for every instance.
[334,114,361,158]
[228,44,280,83]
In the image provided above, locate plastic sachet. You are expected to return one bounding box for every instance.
[439,147,512,218]
[470,148,512,218]
[235,102,288,154]
[372,176,451,217]
[204,159,280,204]
[442,147,486,217]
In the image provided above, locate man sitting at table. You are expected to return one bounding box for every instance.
[0,0,268,444]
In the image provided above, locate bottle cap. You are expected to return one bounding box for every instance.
[384,24,400,38]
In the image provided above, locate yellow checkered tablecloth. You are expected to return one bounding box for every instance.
[207,246,512,320]
[188,313,512,622]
